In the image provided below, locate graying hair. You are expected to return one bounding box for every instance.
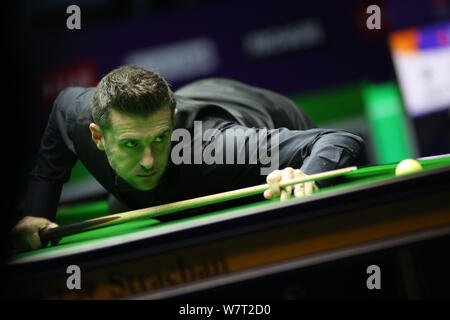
[92,65,176,129]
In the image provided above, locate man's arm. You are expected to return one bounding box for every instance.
[196,124,364,195]
[281,128,364,175]
[12,88,80,251]
[264,128,364,200]
[24,96,79,220]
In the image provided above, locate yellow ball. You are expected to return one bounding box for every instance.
[395,159,423,176]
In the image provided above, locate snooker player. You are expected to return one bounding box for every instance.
[11,65,364,251]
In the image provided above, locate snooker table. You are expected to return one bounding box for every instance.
[5,155,450,299]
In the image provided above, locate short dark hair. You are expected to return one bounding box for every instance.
[92,65,176,129]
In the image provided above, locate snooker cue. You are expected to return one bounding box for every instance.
[39,166,357,242]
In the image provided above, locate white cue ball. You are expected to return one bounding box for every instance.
[395,159,423,176]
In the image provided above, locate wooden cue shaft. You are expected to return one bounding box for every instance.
[40,166,356,241]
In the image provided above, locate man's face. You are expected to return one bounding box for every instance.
[99,107,174,191]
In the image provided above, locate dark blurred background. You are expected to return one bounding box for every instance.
[2,0,450,264]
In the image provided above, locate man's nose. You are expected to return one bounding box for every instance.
[140,146,154,170]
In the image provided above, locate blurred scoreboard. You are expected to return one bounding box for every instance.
[389,21,450,117]
[389,21,450,157]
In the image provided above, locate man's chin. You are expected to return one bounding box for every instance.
[131,175,163,190]
[134,182,158,191]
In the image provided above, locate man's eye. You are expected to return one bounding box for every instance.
[153,132,167,143]
[124,141,138,148]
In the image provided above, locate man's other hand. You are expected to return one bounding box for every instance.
[264,167,319,201]
[11,216,59,252]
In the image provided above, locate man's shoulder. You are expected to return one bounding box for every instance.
[175,78,248,95]
[55,86,94,106]
[53,87,95,118]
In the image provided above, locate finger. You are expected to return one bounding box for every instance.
[293,169,305,180]
[293,170,306,198]
[46,223,59,230]
[25,230,43,250]
[304,181,314,195]
[280,189,289,201]
[267,170,281,199]
[280,168,295,201]
[264,189,273,199]
[294,184,305,197]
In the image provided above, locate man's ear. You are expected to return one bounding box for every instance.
[172,108,178,128]
[89,123,105,151]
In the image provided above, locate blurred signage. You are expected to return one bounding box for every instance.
[242,19,326,59]
[123,37,220,82]
[38,59,99,109]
